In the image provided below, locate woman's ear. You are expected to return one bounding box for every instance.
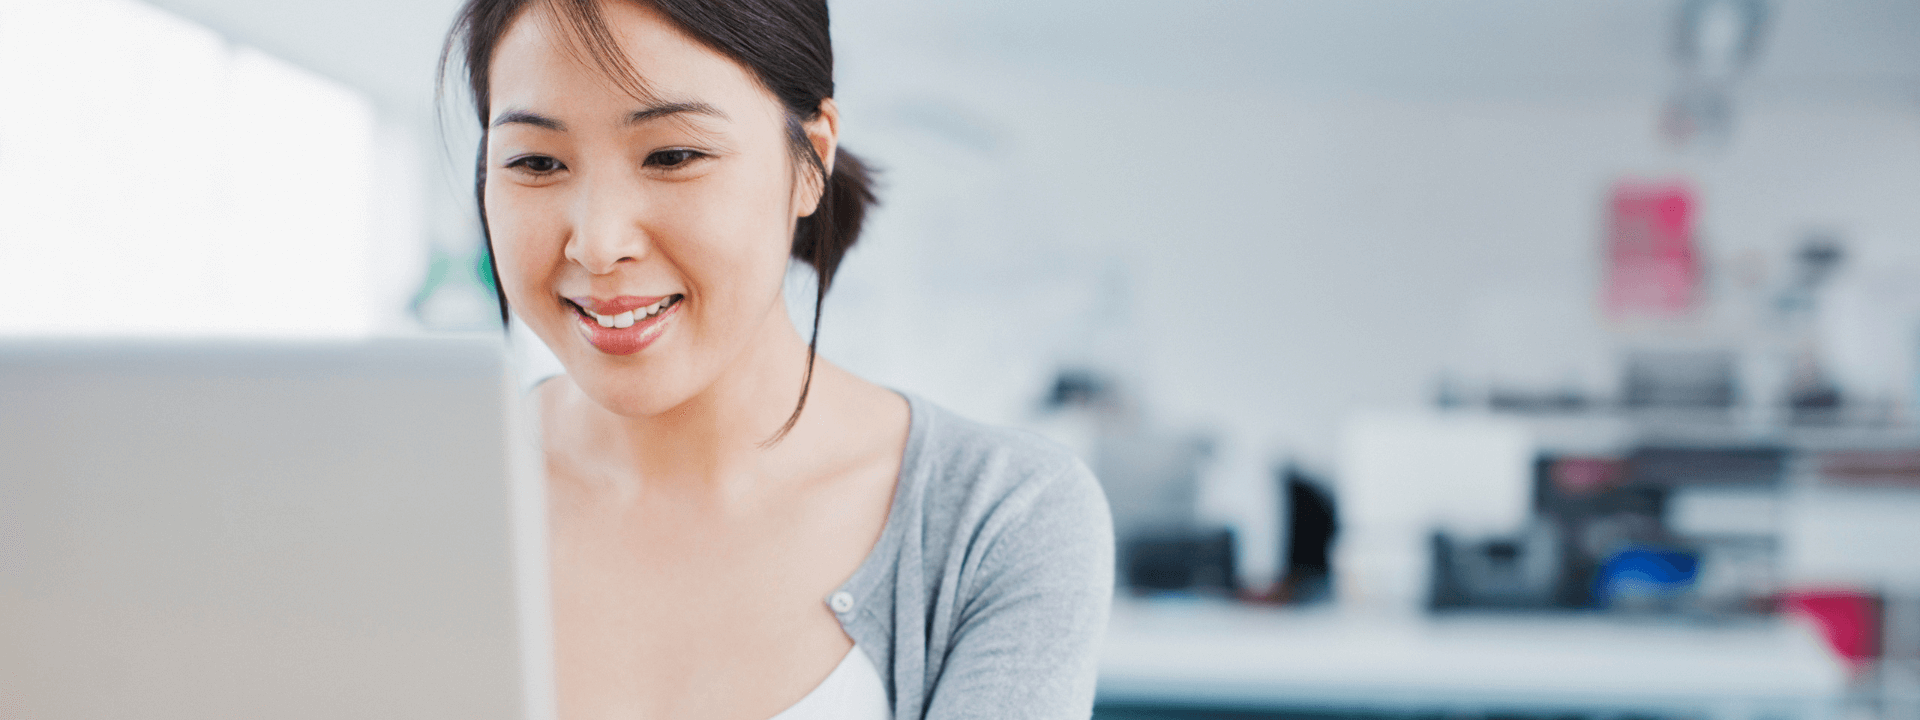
[798,98,839,216]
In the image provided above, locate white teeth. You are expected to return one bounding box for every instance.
[583,296,675,328]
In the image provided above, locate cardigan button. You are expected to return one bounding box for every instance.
[829,591,856,614]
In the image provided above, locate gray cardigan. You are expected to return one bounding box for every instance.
[828,393,1114,720]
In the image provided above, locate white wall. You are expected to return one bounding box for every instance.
[827,74,1920,454]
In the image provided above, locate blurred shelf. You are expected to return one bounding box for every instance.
[1099,597,1849,717]
[1501,409,1920,456]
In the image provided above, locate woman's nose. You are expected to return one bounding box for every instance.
[563,177,650,274]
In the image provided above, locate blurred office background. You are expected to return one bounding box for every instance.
[5,0,1920,717]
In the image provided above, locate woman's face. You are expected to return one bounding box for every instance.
[485,1,826,416]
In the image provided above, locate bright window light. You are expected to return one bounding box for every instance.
[0,0,377,337]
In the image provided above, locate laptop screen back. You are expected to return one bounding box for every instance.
[0,337,552,720]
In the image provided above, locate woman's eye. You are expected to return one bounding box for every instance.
[509,155,565,174]
[646,149,704,168]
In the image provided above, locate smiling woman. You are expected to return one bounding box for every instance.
[440,1,1113,719]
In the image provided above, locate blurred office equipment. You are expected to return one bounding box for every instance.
[1662,0,1770,150]
[1412,365,1920,646]
[1099,417,1910,720]
[0,338,552,720]
[1337,412,1534,613]
[1821,449,1920,488]
[1413,211,1919,623]
[1623,350,1739,411]
[1273,467,1338,605]
[1430,445,1779,614]
[1128,529,1239,596]
[1885,595,1920,720]
[1428,523,1561,611]
[1097,422,1213,546]
[1037,369,1237,596]
[1035,368,1119,464]
[1543,446,1784,614]
[1777,234,1849,424]
[1104,428,1233,595]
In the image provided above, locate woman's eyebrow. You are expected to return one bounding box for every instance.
[491,109,564,131]
[488,101,726,132]
[627,101,727,125]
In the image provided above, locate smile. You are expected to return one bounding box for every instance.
[581,295,679,328]
[565,294,684,355]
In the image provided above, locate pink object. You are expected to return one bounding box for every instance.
[1604,181,1698,318]
[1819,450,1920,488]
[1781,589,1880,670]
[1551,457,1625,496]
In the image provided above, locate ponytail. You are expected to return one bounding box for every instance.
[794,147,877,290]
[766,142,878,445]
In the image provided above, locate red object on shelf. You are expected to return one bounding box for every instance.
[1550,457,1626,496]
[1604,181,1698,319]
[1819,449,1920,488]
[1781,589,1881,670]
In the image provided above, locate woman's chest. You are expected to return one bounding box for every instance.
[544,484,881,720]
[549,507,852,633]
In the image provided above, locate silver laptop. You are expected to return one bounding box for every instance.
[0,337,553,720]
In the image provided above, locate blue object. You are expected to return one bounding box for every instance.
[1594,546,1699,608]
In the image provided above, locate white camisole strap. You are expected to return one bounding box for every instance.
[765,643,891,720]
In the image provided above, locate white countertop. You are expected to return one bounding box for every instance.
[1099,598,1850,714]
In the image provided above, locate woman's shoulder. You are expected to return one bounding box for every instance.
[880,395,1112,718]
[898,394,1111,555]
[842,395,1111,720]
[903,394,1097,495]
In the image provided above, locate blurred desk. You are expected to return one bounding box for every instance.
[1099,598,1848,718]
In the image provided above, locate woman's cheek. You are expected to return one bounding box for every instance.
[689,172,795,274]
[486,188,556,309]
[698,210,784,314]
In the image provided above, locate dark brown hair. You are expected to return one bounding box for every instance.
[441,0,878,442]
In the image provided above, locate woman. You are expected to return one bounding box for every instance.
[440,1,1114,718]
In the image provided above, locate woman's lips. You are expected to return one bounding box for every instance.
[569,295,681,356]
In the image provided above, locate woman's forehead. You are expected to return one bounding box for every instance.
[489,0,767,125]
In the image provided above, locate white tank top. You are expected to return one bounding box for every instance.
[766,644,891,720]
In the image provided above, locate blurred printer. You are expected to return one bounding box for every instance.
[1431,445,1786,614]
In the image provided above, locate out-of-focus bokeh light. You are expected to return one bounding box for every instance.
[0,0,377,337]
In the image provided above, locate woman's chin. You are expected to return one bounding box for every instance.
[562,368,695,420]
[532,321,686,416]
